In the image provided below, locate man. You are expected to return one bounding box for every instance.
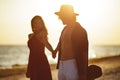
[53,4,88,80]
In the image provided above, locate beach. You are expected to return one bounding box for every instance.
[0,55,120,80]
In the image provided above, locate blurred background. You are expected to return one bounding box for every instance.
[0,0,120,80]
[0,0,120,67]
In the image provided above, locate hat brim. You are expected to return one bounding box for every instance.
[55,12,79,16]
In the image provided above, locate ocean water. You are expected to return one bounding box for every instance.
[0,45,120,68]
[0,45,29,68]
[0,45,56,68]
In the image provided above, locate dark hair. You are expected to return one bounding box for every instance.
[31,15,48,35]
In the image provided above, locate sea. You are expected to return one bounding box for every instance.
[0,45,120,68]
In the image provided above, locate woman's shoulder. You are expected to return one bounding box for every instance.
[28,33,33,39]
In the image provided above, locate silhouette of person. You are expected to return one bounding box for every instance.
[26,15,53,80]
[53,4,89,80]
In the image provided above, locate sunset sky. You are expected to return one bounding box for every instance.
[0,0,120,46]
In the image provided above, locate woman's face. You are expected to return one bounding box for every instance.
[32,19,41,33]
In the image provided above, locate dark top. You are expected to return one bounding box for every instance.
[27,35,52,80]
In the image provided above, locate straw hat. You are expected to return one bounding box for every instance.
[55,5,79,16]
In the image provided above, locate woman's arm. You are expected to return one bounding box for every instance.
[52,41,60,58]
[36,32,54,52]
[54,42,60,53]
[43,39,57,59]
[43,40,54,52]
[36,32,57,58]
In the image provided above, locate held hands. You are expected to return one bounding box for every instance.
[52,50,57,59]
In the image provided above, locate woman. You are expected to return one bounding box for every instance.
[26,15,53,80]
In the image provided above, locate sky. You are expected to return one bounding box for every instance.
[0,0,120,46]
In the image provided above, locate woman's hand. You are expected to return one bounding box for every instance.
[52,50,57,59]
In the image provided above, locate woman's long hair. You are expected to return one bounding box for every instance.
[31,15,48,34]
[31,15,48,39]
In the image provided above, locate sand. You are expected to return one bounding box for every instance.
[0,55,120,80]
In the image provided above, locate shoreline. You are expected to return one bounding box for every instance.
[0,55,120,80]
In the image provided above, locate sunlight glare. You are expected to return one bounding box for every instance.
[89,49,96,58]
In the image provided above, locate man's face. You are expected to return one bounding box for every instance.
[59,15,69,25]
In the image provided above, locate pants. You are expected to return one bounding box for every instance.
[58,59,79,80]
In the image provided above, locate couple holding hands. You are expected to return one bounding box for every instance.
[26,4,102,80]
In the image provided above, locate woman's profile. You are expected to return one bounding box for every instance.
[26,15,53,80]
